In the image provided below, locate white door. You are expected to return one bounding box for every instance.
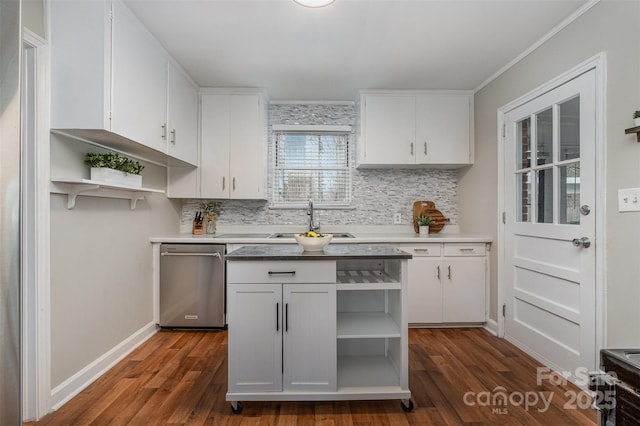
[416,94,471,164]
[227,284,282,392]
[443,257,486,323]
[282,284,336,391]
[503,70,597,374]
[111,1,167,152]
[361,94,416,165]
[228,94,264,199]
[200,94,230,199]
[407,257,443,323]
[167,61,198,165]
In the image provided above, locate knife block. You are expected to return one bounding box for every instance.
[192,220,204,235]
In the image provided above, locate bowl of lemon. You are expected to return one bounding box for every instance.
[294,231,333,252]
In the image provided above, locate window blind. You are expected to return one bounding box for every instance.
[273,131,351,205]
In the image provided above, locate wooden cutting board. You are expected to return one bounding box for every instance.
[412,200,449,233]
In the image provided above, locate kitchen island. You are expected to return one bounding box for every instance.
[225,244,413,413]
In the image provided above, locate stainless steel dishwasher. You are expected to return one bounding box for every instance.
[160,244,226,328]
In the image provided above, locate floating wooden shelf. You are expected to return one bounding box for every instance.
[625,126,640,142]
[50,178,165,210]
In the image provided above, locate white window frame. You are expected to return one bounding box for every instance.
[271,124,352,208]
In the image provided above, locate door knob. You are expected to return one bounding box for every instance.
[580,205,591,216]
[572,237,591,248]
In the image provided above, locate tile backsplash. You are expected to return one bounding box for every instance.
[183,102,458,228]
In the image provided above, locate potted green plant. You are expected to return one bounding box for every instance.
[633,111,640,127]
[415,214,433,236]
[200,201,221,234]
[84,152,145,187]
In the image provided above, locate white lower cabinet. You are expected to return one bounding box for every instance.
[442,257,486,323]
[227,283,336,393]
[227,283,282,392]
[403,243,487,324]
[283,284,337,391]
[227,260,337,394]
[226,256,411,410]
[407,256,443,323]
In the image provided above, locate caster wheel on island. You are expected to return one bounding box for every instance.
[401,399,414,412]
[231,401,243,414]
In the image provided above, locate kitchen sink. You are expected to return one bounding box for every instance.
[269,232,355,238]
[625,350,640,366]
[213,233,272,238]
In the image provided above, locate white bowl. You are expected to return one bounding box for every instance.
[294,234,333,251]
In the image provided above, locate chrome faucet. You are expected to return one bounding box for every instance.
[307,199,319,232]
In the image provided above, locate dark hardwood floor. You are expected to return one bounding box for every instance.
[25,328,597,425]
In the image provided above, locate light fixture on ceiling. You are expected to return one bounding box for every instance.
[293,0,336,8]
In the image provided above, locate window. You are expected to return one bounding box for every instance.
[273,125,352,206]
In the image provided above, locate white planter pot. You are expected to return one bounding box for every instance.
[90,167,142,188]
[418,225,429,236]
[633,117,640,127]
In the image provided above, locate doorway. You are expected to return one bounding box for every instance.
[499,59,604,380]
[22,30,51,421]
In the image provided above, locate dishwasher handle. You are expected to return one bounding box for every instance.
[161,252,222,261]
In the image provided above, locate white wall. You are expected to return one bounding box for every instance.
[460,0,640,346]
[49,133,181,387]
[23,0,45,38]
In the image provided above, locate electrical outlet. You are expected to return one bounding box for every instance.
[393,213,402,224]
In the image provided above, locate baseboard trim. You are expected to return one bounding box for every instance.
[484,318,498,336]
[50,322,158,411]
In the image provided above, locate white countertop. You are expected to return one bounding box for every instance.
[151,226,492,244]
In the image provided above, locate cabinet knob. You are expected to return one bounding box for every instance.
[410,142,414,156]
[170,129,176,144]
[424,142,427,155]
[161,123,167,140]
[222,177,226,190]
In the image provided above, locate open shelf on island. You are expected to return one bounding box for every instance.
[337,312,401,338]
[50,178,165,210]
[337,355,401,389]
[336,270,400,286]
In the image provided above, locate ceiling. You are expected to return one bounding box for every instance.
[124,0,591,101]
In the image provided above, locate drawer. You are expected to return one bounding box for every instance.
[443,243,486,257]
[397,244,441,257]
[228,260,336,284]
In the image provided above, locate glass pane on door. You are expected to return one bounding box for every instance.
[516,118,531,169]
[516,172,531,222]
[536,168,553,223]
[559,163,580,224]
[536,108,553,166]
[559,96,580,161]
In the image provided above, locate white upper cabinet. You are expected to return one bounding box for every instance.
[358,91,474,168]
[110,0,167,153]
[166,62,199,165]
[51,0,197,166]
[200,89,267,200]
[51,0,111,131]
[359,95,416,165]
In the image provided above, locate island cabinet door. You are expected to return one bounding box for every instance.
[227,283,282,392]
[282,284,337,392]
